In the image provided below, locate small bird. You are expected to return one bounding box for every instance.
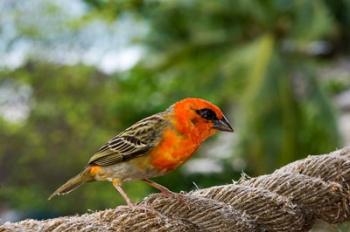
[49,98,233,206]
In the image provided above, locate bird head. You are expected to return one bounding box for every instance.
[171,98,233,142]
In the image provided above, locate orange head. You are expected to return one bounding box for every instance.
[149,98,234,172]
[170,98,233,144]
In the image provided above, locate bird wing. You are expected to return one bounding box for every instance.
[88,113,168,166]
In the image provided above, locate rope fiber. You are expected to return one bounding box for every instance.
[2,147,350,232]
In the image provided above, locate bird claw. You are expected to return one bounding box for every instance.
[161,191,190,209]
[159,189,176,198]
[141,179,190,208]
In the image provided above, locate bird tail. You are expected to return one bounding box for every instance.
[48,168,93,200]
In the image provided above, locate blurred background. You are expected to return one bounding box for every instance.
[0,0,350,229]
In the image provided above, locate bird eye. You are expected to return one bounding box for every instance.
[196,108,218,120]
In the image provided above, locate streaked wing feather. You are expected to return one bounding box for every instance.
[88,113,167,166]
[88,136,150,166]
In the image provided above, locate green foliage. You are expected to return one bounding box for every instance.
[0,64,120,213]
[238,36,339,173]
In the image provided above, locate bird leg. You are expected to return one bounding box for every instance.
[112,179,134,207]
[142,178,175,197]
[142,178,189,209]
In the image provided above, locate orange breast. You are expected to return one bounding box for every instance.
[149,128,199,172]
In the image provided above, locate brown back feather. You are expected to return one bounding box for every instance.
[88,113,168,166]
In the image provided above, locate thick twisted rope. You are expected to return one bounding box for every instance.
[2,147,350,232]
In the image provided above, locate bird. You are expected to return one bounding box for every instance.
[48,97,233,207]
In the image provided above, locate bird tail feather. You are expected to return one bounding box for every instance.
[48,168,93,200]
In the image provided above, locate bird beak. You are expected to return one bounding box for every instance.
[213,115,234,132]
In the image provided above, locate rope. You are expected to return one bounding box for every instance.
[2,147,350,232]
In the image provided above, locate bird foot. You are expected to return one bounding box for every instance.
[142,178,189,208]
[160,191,189,208]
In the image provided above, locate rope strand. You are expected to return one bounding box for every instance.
[2,147,350,232]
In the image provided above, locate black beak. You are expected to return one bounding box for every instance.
[213,115,234,132]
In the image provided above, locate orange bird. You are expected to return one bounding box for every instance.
[49,98,233,206]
